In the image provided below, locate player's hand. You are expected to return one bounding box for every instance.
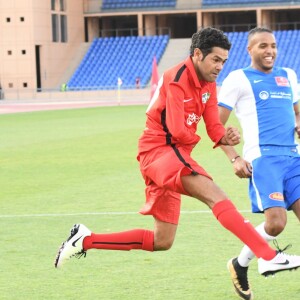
[232,157,252,178]
[224,126,241,146]
[295,126,300,138]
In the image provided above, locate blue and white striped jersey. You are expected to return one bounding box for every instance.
[218,66,299,162]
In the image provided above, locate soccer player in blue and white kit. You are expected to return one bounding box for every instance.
[218,27,300,300]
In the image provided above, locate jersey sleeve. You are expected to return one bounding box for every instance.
[218,70,243,110]
[284,67,299,104]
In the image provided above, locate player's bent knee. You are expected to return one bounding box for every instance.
[154,239,174,251]
[266,220,286,236]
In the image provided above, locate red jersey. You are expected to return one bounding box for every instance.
[138,56,225,154]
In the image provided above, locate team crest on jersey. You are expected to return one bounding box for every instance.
[275,77,290,87]
[202,92,211,103]
[269,192,284,201]
[187,113,201,125]
[259,91,269,100]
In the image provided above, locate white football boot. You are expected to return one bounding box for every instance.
[55,224,91,268]
[258,251,300,276]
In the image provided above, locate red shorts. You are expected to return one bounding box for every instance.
[137,145,212,225]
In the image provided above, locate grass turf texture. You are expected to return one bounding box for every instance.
[0,105,299,300]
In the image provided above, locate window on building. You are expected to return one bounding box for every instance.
[20,17,25,22]
[52,14,59,42]
[51,0,55,10]
[60,0,66,11]
[6,17,11,22]
[51,0,68,43]
[60,15,67,42]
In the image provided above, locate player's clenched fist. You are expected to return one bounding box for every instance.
[221,126,241,146]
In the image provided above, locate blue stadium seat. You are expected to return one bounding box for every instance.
[102,0,176,10]
[68,35,169,90]
[202,0,294,6]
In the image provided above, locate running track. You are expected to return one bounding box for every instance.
[0,98,149,114]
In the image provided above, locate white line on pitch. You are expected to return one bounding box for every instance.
[0,210,251,219]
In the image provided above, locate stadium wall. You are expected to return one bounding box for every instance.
[0,0,84,97]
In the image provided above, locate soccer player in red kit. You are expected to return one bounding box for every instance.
[55,28,300,279]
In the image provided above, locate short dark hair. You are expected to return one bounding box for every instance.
[248,27,273,42]
[189,27,231,58]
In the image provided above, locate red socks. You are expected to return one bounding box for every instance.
[83,229,154,252]
[82,200,276,260]
[212,200,275,260]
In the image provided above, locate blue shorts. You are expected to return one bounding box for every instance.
[249,155,300,213]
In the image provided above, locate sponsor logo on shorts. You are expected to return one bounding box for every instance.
[269,192,284,201]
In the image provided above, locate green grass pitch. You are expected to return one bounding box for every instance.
[0,105,299,299]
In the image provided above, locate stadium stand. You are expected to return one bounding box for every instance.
[67,35,169,90]
[102,0,177,10]
[202,0,297,7]
[68,29,300,90]
[217,30,300,85]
